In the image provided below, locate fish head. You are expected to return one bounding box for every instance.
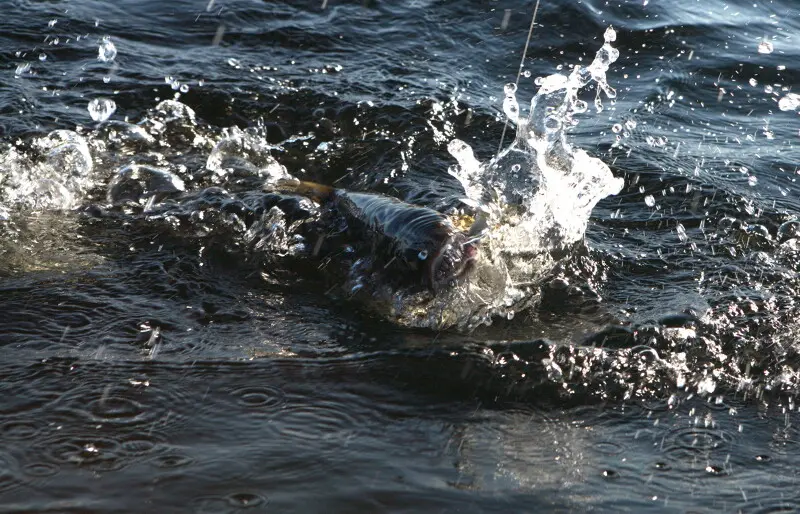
[428,231,478,291]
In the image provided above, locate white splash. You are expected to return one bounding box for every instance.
[444,27,624,325]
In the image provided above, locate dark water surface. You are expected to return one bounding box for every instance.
[2,0,800,512]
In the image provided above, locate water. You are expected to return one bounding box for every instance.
[1,0,800,511]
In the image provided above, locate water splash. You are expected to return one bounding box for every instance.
[438,28,624,329]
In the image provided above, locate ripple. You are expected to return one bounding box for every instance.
[594,441,624,456]
[231,385,286,410]
[22,462,60,478]
[190,492,267,512]
[86,394,148,424]
[41,436,126,472]
[600,468,619,479]
[0,419,40,440]
[227,492,266,508]
[150,453,194,469]
[0,453,24,493]
[652,461,672,471]
[269,401,361,442]
[120,433,165,457]
[672,427,733,450]
[735,497,800,514]
[663,425,734,458]
[50,367,198,436]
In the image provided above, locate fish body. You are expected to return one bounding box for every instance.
[277,179,477,291]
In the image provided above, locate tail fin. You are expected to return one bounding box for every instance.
[271,179,335,202]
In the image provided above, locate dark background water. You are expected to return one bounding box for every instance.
[1,0,800,512]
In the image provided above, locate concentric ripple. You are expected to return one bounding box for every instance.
[0,420,40,441]
[231,385,286,411]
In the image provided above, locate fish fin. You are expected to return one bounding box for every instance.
[272,179,335,202]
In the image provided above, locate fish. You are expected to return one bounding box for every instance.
[274,179,479,292]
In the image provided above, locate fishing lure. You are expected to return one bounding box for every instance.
[274,179,479,291]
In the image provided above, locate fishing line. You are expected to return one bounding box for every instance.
[496,0,541,154]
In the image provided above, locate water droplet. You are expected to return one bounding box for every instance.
[604,27,617,43]
[523,70,531,78]
[778,93,800,112]
[98,37,117,62]
[676,223,688,242]
[14,63,30,76]
[179,84,189,93]
[88,98,116,122]
[748,175,758,186]
[757,40,774,54]
[38,53,47,61]
[417,250,428,260]
[748,78,758,87]
[644,195,656,207]
[611,123,622,133]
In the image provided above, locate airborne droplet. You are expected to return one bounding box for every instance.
[98,36,117,62]
[757,40,774,54]
[88,98,117,122]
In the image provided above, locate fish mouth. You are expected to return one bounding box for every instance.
[428,232,478,291]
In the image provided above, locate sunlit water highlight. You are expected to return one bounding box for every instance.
[1,1,800,512]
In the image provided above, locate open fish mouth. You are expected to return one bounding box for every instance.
[428,232,478,291]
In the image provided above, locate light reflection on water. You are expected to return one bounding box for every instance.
[1,0,800,511]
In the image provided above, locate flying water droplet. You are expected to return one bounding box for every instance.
[676,223,688,242]
[757,40,774,54]
[14,63,30,76]
[644,195,656,207]
[503,83,520,124]
[778,93,800,112]
[88,98,116,122]
[98,37,117,62]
